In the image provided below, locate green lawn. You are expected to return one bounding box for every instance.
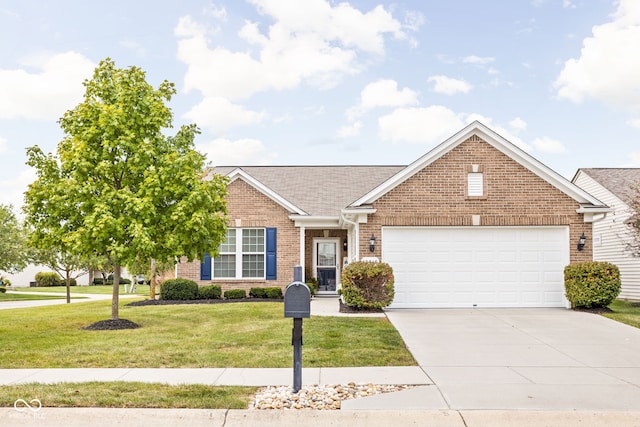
[10,284,149,295]
[0,299,415,368]
[604,299,640,328]
[0,382,254,409]
[0,293,73,301]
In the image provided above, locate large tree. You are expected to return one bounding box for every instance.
[24,58,228,322]
[0,204,28,274]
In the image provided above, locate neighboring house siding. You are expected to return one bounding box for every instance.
[360,135,591,264]
[176,178,299,293]
[574,173,640,300]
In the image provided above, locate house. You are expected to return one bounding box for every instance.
[572,168,640,301]
[177,121,609,308]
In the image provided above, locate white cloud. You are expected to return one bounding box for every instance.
[204,3,227,20]
[337,121,362,138]
[378,105,465,144]
[196,138,277,165]
[183,97,265,134]
[176,1,414,101]
[532,136,566,153]
[427,75,472,95]
[627,118,640,128]
[563,0,576,9]
[555,0,640,109]
[347,79,418,120]
[0,136,6,154]
[0,167,36,210]
[509,117,527,132]
[462,55,495,65]
[628,152,640,165]
[0,51,95,120]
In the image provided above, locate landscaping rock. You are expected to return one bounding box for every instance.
[251,383,412,410]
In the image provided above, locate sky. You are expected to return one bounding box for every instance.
[1,0,640,213]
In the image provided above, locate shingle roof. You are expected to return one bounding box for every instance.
[212,165,404,216]
[579,168,640,202]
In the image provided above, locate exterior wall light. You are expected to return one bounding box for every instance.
[343,239,348,251]
[369,235,376,252]
[577,233,586,251]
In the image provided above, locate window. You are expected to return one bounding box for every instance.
[214,228,265,278]
[467,172,483,197]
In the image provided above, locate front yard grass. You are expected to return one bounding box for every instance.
[0,293,72,302]
[10,284,149,296]
[0,382,254,409]
[0,299,415,368]
[604,299,640,328]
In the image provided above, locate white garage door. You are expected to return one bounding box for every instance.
[383,227,569,308]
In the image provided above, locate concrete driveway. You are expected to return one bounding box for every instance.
[380,308,640,411]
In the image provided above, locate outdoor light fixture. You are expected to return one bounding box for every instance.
[577,233,586,251]
[343,239,348,251]
[369,235,376,252]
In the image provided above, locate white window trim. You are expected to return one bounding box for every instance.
[214,228,266,279]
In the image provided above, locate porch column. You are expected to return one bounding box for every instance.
[299,225,305,282]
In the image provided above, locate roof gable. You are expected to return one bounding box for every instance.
[352,121,606,208]
[575,168,640,204]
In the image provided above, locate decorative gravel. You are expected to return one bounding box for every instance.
[251,383,413,410]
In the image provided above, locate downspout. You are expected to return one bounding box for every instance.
[299,225,305,282]
[341,215,359,261]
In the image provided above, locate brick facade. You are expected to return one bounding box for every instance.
[359,135,591,264]
[176,178,299,293]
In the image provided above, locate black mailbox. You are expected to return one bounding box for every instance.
[284,281,311,318]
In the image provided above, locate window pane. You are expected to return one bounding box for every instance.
[214,255,236,278]
[242,229,265,253]
[219,229,236,253]
[317,242,336,266]
[242,254,264,278]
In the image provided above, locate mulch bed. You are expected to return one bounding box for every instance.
[82,319,141,330]
[573,306,614,314]
[338,299,384,314]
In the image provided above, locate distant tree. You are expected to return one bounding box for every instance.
[126,256,175,299]
[627,182,640,256]
[32,249,89,303]
[24,58,228,322]
[0,204,28,274]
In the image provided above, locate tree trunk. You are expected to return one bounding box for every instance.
[88,269,94,286]
[150,258,157,300]
[66,271,71,304]
[112,263,121,320]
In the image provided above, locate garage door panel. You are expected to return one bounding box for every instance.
[383,227,569,308]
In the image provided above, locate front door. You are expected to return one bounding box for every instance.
[315,239,338,292]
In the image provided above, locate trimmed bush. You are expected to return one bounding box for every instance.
[35,272,63,287]
[224,289,246,300]
[564,261,621,308]
[60,278,77,287]
[0,287,5,294]
[199,284,222,300]
[305,278,318,295]
[341,261,395,309]
[92,278,104,285]
[160,278,199,301]
[250,287,283,299]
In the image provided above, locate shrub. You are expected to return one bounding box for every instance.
[92,278,104,285]
[160,278,199,300]
[59,278,77,287]
[250,287,283,299]
[341,261,395,309]
[265,287,283,299]
[305,278,318,295]
[564,261,621,308]
[0,287,5,293]
[35,272,63,287]
[199,284,222,300]
[224,289,246,300]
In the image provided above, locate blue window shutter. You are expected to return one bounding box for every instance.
[200,253,212,281]
[266,228,277,280]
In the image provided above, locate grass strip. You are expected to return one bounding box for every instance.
[0,382,255,409]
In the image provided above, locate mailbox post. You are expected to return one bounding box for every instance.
[284,266,310,393]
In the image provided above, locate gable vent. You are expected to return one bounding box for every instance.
[468,173,484,197]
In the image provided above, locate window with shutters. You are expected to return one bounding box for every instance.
[467,172,484,197]
[214,228,265,278]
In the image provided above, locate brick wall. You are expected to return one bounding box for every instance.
[359,135,592,264]
[176,178,299,293]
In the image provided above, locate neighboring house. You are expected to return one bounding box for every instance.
[177,121,609,308]
[572,168,640,300]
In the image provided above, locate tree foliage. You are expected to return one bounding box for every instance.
[0,204,28,273]
[24,58,228,320]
